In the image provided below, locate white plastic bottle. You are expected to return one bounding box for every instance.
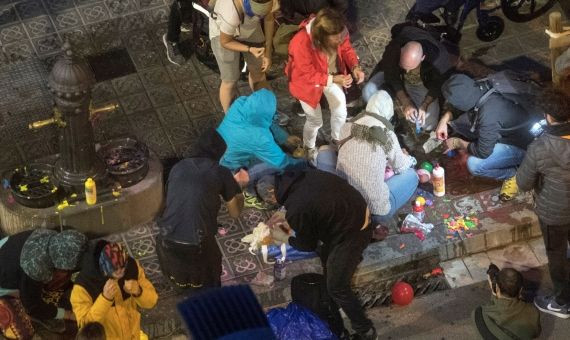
[432,164,445,197]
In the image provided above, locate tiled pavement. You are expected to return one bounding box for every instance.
[0,0,568,338]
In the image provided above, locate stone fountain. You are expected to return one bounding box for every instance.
[0,44,164,236]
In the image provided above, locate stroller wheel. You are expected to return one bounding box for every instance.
[476,16,504,42]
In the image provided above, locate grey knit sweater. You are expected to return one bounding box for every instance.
[336,115,414,215]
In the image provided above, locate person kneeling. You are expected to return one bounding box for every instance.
[474,265,540,339]
[71,242,158,340]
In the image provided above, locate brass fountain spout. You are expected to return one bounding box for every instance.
[28,107,66,130]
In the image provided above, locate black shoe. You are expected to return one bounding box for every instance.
[163,34,185,65]
[351,327,378,340]
[534,295,570,319]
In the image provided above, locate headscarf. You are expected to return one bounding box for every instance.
[20,229,87,282]
[98,243,128,277]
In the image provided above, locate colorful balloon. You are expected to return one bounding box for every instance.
[391,281,414,306]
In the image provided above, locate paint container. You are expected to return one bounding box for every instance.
[85,177,97,205]
[412,200,425,222]
[432,164,445,197]
[274,258,287,281]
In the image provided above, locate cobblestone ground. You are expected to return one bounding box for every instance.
[0,0,566,338]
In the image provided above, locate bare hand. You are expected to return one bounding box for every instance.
[352,69,365,84]
[261,55,272,72]
[436,121,448,140]
[103,279,118,300]
[286,135,302,147]
[249,47,265,58]
[123,280,141,296]
[403,104,418,122]
[233,169,249,188]
[333,75,353,88]
[401,148,409,156]
[417,106,427,125]
[443,137,466,154]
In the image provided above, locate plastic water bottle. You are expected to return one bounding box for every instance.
[412,200,425,222]
[432,164,445,197]
[274,258,287,281]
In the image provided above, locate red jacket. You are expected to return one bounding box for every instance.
[285,17,359,108]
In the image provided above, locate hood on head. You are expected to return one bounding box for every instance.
[275,170,305,204]
[226,89,277,129]
[545,122,570,169]
[189,128,227,161]
[48,229,87,271]
[442,74,487,112]
[364,90,394,123]
[20,229,56,282]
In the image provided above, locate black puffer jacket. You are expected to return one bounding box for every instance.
[516,122,570,226]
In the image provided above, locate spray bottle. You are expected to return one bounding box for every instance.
[85,178,97,205]
[432,164,445,197]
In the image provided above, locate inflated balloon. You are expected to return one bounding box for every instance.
[391,281,414,306]
[420,161,434,173]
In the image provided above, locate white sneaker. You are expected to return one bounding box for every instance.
[306,147,318,167]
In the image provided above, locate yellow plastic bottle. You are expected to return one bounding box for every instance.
[85,178,97,205]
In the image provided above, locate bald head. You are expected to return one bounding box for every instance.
[400,41,425,72]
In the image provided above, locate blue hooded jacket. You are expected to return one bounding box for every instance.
[217,89,306,170]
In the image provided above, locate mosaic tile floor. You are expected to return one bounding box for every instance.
[0,0,566,338]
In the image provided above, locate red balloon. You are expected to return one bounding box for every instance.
[391,281,414,306]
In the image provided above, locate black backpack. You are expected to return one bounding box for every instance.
[473,70,544,134]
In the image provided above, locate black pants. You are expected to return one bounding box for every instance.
[156,234,222,289]
[320,227,373,334]
[166,0,193,43]
[539,219,570,305]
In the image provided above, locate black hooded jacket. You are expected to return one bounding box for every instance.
[373,25,453,100]
[516,122,570,226]
[442,74,535,159]
[275,169,368,251]
[158,129,241,245]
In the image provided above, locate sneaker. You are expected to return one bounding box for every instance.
[534,295,570,319]
[277,111,290,126]
[351,327,378,340]
[163,34,185,66]
[180,23,191,33]
[499,175,518,201]
[243,192,273,210]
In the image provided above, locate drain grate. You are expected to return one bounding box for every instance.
[86,48,136,83]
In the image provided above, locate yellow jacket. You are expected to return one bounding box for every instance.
[70,261,158,340]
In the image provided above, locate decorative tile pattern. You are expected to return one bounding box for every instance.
[453,195,485,216]
[1,24,27,44]
[112,73,144,96]
[78,2,111,24]
[117,13,147,35]
[105,0,139,18]
[218,233,249,258]
[141,6,168,25]
[147,85,179,107]
[138,66,171,87]
[44,0,75,14]
[238,208,267,232]
[127,236,156,259]
[124,223,154,240]
[31,34,62,56]
[15,0,47,20]
[119,92,152,114]
[183,95,215,118]
[128,109,161,131]
[0,6,19,27]
[226,253,260,277]
[52,9,83,30]
[191,114,222,132]
[163,121,196,145]
[216,214,244,237]
[138,255,162,277]
[156,103,189,125]
[130,48,163,69]
[3,40,35,62]
[175,79,207,99]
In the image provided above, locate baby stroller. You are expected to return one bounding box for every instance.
[407,0,557,42]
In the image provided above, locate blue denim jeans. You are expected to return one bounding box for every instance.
[466,143,526,181]
[371,168,419,225]
[315,147,338,174]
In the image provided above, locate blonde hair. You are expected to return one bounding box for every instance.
[311,8,345,51]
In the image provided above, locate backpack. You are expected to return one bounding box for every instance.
[473,70,544,134]
[189,0,247,74]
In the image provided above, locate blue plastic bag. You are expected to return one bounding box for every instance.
[267,244,317,261]
[267,303,337,340]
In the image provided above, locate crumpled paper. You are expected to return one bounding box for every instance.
[400,214,434,241]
